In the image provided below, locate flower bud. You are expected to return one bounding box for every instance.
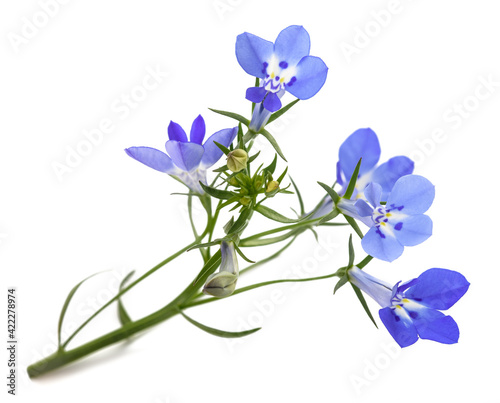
[239,196,252,206]
[203,272,238,297]
[226,149,248,172]
[203,241,239,298]
[266,180,279,193]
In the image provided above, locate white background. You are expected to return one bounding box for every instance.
[1,1,499,402]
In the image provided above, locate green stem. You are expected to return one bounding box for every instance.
[28,252,222,378]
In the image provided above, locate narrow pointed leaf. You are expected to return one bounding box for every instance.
[263,154,277,177]
[343,158,362,199]
[255,205,300,223]
[209,108,250,127]
[199,182,235,200]
[180,311,261,338]
[334,274,349,294]
[117,271,135,326]
[267,99,300,125]
[290,176,305,215]
[227,207,253,235]
[351,283,378,328]
[318,209,339,225]
[234,244,255,263]
[248,150,261,164]
[213,141,230,155]
[259,128,287,161]
[57,271,107,348]
[348,234,355,268]
[344,215,364,239]
[317,181,340,204]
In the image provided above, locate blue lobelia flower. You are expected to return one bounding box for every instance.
[236,25,328,131]
[338,175,435,262]
[125,115,237,194]
[337,128,414,201]
[348,266,470,347]
[311,128,413,220]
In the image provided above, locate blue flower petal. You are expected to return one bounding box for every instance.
[263,92,282,112]
[354,199,373,217]
[371,156,414,199]
[379,307,419,348]
[167,121,188,143]
[236,32,274,78]
[364,182,382,208]
[410,307,460,344]
[200,127,238,168]
[246,87,267,103]
[405,268,470,310]
[273,25,311,68]
[393,214,432,246]
[285,56,328,100]
[190,115,206,144]
[125,147,179,174]
[338,128,381,182]
[362,226,404,262]
[387,175,435,215]
[165,140,204,172]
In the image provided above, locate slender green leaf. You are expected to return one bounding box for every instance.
[259,128,287,161]
[267,99,300,125]
[199,182,235,200]
[343,158,362,200]
[227,207,253,235]
[213,164,229,173]
[334,274,349,294]
[351,284,378,328]
[248,150,261,164]
[344,215,364,239]
[213,141,230,155]
[117,271,135,326]
[318,209,340,225]
[320,222,349,227]
[348,234,355,268]
[276,166,288,184]
[240,230,300,247]
[192,251,222,287]
[263,154,277,176]
[251,77,259,114]
[209,108,250,127]
[188,239,223,251]
[180,311,261,338]
[57,271,106,348]
[289,176,305,216]
[234,244,255,263]
[255,204,300,223]
[317,181,340,204]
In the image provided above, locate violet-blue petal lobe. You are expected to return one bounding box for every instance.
[125,147,178,174]
[235,32,274,78]
[371,156,414,198]
[394,214,432,246]
[190,115,206,144]
[405,268,470,310]
[165,140,204,172]
[246,87,267,103]
[364,182,382,208]
[379,307,419,348]
[273,25,311,67]
[167,121,188,143]
[387,175,435,215]
[263,92,282,112]
[411,307,460,344]
[201,127,238,168]
[354,199,373,217]
[338,128,381,180]
[285,56,328,100]
[362,226,404,262]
